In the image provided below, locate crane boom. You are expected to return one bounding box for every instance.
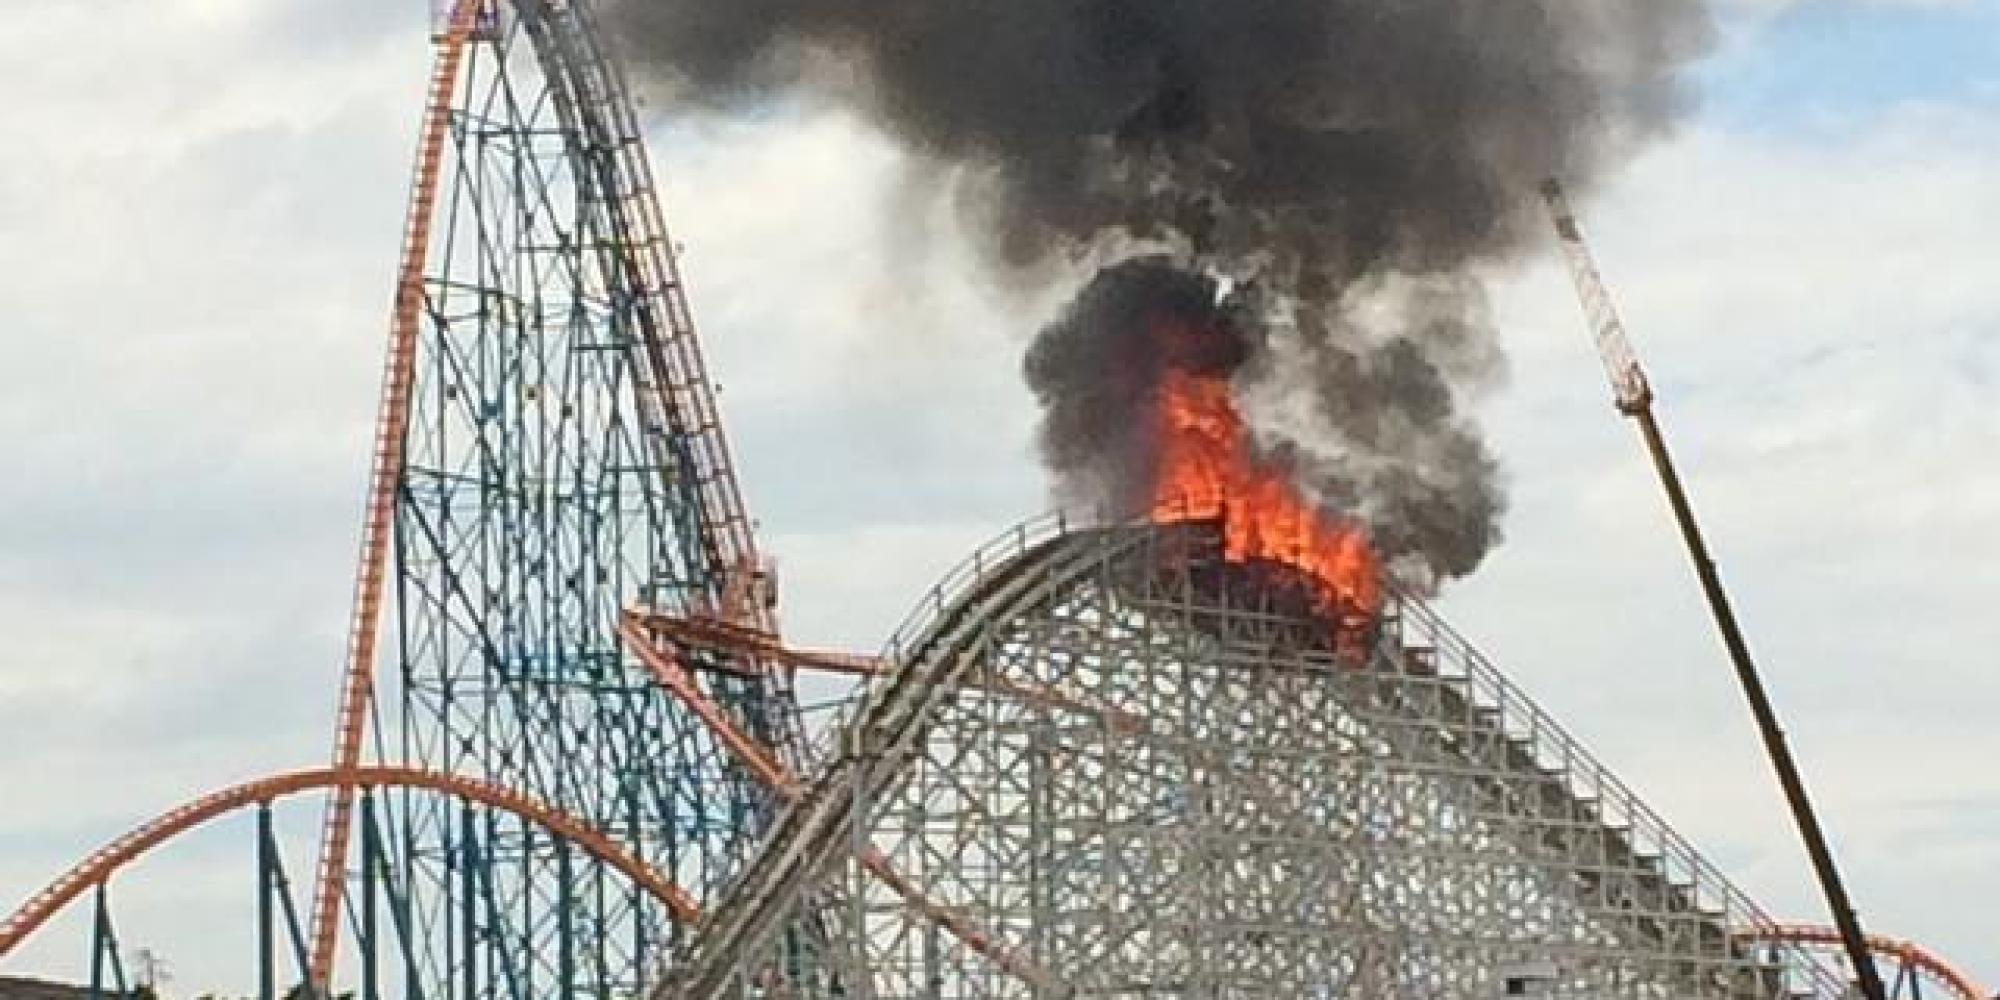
[1540,180,1653,414]
[1540,179,1888,1000]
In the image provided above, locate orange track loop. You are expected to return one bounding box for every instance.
[628,608,1145,736]
[616,618,1054,988]
[1736,924,1988,1000]
[307,2,483,988]
[0,765,699,961]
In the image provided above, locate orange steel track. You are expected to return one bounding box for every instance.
[617,617,1057,990]
[0,765,700,961]
[1736,924,1989,1000]
[304,1,484,988]
[619,614,796,794]
[630,609,879,679]
[628,608,1144,736]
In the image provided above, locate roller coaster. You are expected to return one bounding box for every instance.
[0,3,1984,999]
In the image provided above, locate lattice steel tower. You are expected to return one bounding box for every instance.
[308,2,808,997]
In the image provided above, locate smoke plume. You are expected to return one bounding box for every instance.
[606,0,1711,585]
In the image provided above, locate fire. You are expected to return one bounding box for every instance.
[1151,368,1384,617]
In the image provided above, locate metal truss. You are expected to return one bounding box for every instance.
[369,2,806,998]
[680,516,1855,999]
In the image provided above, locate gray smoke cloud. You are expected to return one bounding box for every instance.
[606,0,1712,586]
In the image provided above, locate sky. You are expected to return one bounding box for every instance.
[0,0,1995,993]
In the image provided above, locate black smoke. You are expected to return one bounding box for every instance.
[605,0,1711,585]
[1023,258,1246,518]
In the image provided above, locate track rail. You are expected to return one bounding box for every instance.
[519,0,812,771]
[658,519,1101,1000]
[304,1,484,987]
[0,765,700,961]
[628,608,1143,734]
[620,614,798,794]
[516,0,769,608]
[617,617,1056,990]
[1735,925,1990,1000]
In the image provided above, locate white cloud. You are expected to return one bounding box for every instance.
[0,0,427,987]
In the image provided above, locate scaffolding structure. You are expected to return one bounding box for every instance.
[356,1,808,997]
[675,516,1852,999]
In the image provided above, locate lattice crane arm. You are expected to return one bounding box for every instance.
[1540,177,1889,1000]
[1540,179,1653,415]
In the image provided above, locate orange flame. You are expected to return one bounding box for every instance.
[1151,368,1384,618]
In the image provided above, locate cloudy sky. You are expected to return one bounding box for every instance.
[1,0,1995,992]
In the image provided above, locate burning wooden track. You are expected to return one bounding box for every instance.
[655,515,1851,1000]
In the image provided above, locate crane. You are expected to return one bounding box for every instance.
[1540,179,1889,1000]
